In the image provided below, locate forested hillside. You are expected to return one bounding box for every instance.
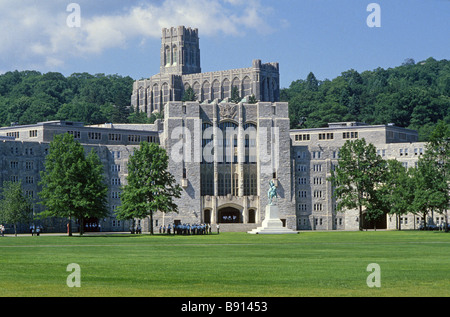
[0,71,150,127]
[1,57,449,141]
[281,57,450,141]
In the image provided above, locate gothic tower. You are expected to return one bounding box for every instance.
[160,26,201,75]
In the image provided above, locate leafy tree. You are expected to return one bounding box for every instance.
[423,121,450,231]
[280,57,450,137]
[410,155,448,230]
[329,138,386,230]
[38,133,108,236]
[377,160,414,230]
[305,72,319,91]
[181,87,197,102]
[0,181,32,236]
[116,142,182,234]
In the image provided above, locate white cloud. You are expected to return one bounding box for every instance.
[0,0,275,72]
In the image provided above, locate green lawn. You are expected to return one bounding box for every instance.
[0,231,449,297]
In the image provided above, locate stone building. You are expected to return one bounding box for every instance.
[0,120,160,233]
[147,99,296,232]
[0,26,439,234]
[131,26,281,116]
[291,121,430,231]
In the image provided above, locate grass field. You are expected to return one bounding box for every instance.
[0,231,449,297]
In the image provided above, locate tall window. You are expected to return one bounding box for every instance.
[172,45,177,65]
[165,46,171,66]
[219,121,238,164]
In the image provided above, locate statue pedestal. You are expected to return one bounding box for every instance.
[248,205,298,235]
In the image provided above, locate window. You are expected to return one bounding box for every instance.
[29,130,38,138]
[295,134,310,141]
[88,132,102,140]
[343,131,358,139]
[111,178,121,186]
[7,132,19,138]
[111,164,121,172]
[298,164,307,172]
[318,133,333,140]
[111,192,121,199]
[68,131,81,139]
[298,191,307,198]
[128,135,141,143]
[111,151,121,159]
[10,161,19,169]
[108,133,121,141]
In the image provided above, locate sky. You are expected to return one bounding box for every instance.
[0,0,449,88]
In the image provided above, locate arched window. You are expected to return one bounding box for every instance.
[243,76,251,97]
[162,83,170,104]
[212,80,220,100]
[232,77,241,91]
[172,45,178,65]
[219,121,238,164]
[165,46,171,66]
[244,123,257,163]
[193,82,200,100]
[202,81,210,102]
[202,122,213,164]
[222,79,230,99]
[152,84,160,111]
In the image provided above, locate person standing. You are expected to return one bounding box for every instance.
[217,224,220,234]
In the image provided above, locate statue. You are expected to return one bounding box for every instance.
[268,180,277,205]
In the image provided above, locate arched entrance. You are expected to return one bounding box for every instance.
[218,207,242,224]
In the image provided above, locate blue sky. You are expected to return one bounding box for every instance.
[0,0,449,88]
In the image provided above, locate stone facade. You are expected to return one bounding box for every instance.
[131,26,280,116]
[291,122,429,231]
[0,26,440,234]
[0,121,160,233]
[148,100,296,231]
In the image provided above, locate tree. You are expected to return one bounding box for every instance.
[247,94,258,104]
[181,87,197,102]
[81,149,109,235]
[329,138,386,230]
[38,133,108,236]
[422,121,450,231]
[410,156,448,230]
[0,181,32,236]
[116,142,182,234]
[230,86,242,104]
[377,160,414,230]
[305,72,319,91]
